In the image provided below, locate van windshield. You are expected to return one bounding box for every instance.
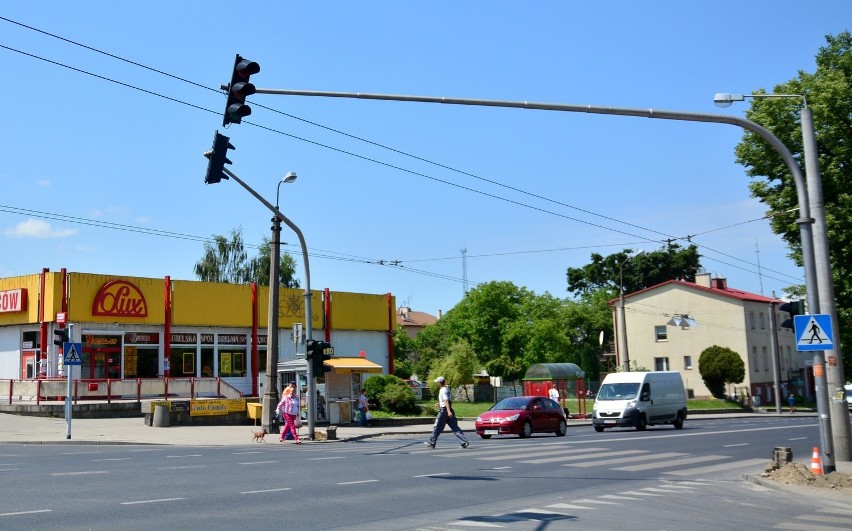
[597,383,640,400]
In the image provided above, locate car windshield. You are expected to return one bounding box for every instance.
[596,383,640,400]
[491,397,531,411]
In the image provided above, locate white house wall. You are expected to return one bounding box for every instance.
[326,330,389,373]
[0,327,20,378]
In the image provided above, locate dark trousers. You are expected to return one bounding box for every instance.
[428,408,468,445]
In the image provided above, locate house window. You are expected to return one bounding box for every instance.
[762,346,769,374]
[759,312,766,329]
[749,312,756,329]
[684,355,693,370]
[752,346,759,371]
[655,326,668,341]
[654,357,669,371]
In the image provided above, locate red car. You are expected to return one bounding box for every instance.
[475,396,567,439]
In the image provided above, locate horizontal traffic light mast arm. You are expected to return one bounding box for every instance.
[258,87,820,314]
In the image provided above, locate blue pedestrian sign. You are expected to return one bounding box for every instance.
[794,314,834,351]
[63,342,83,365]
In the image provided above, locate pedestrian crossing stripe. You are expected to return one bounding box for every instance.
[63,342,83,365]
[794,314,834,351]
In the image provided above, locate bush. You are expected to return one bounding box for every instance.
[364,375,419,415]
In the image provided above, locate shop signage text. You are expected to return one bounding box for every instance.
[92,280,148,318]
[0,288,26,313]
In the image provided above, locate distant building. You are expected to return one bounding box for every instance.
[396,306,439,338]
[611,272,806,403]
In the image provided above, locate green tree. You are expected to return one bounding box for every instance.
[698,345,745,398]
[363,374,418,414]
[392,326,417,379]
[566,244,701,298]
[252,236,300,288]
[733,31,852,374]
[429,338,479,401]
[194,227,300,286]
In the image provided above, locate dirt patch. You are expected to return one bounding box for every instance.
[761,461,852,490]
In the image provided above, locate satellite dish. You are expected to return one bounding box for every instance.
[598,331,604,345]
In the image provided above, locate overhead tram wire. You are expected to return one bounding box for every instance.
[0,23,794,280]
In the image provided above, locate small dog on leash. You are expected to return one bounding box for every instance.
[251,428,268,443]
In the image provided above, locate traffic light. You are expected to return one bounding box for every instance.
[53,328,68,347]
[306,339,333,376]
[779,300,803,329]
[223,54,260,126]
[203,131,234,184]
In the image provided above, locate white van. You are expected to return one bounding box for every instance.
[591,371,687,432]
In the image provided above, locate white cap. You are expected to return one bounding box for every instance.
[435,376,445,384]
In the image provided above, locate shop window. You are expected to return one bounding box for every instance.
[219,350,246,377]
[655,326,668,341]
[201,348,214,377]
[169,347,197,376]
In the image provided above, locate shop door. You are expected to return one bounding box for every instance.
[82,347,120,380]
[21,352,36,379]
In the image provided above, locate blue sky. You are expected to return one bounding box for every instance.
[1,3,848,316]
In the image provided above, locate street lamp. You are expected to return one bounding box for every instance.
[618,250,644,372]
[266,171,297,434]
[714,91,849,464]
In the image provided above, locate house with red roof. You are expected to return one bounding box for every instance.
[611,272,806,403]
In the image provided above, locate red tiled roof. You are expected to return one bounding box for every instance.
[396,310,438,327]
[609,279,780,306]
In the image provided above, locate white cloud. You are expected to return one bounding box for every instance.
[36,179,50,187]
[4,218,78,239]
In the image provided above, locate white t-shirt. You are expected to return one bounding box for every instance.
[439,386,450,409]
[358,393,368,409]
[549,388,559,401]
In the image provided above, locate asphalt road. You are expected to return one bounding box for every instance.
[2,416,850,530]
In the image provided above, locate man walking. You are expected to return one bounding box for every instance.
[425,376,469,449]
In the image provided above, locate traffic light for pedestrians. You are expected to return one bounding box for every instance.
[779,300,803,329]
[306,339,333,376]
[223,54,260,126]
[203,131,235,184]
[53,328,68,347]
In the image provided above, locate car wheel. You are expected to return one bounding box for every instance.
[519,421,532,438]
[673,411,684,429]
[479,434,492,439]
[636,414,647,431]
[555,419,567,437]
[594,425,605,433]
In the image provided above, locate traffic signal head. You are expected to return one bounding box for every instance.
[53,327,68,347]
[307,340,333,375]
[203,131,235,184]
[223,54,260,126]
[779,300,803,329]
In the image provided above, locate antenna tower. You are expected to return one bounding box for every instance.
[461,247,469,295]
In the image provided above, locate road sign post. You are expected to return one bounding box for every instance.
[64,324,75,439]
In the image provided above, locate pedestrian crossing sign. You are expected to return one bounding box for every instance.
[793,314,834,351]
[63,342,83,365]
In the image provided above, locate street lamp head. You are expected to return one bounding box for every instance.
[282,171,297,184]
[713,93,745,108]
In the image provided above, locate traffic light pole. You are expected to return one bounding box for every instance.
[220,167,317,440]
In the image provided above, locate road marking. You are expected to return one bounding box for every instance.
[723,443,749,447]
[240,488,292,494]
[167,454,202,458]
[51,471,109,476]
[92,457,133,462]
[338,479,379,485]
[308,456,346,461]
[567,499,619,505]
[238,461,279,465]
[156,465,207,470]
[547,503,595,510]
[0,468,20,472]
[476,447,607,462]
[664,458,767,476]
[615,455,727,472]
[599,494,641,501]
[618,490,664,497]
[566,452,685,468]
[526,449,645,465]
[413,472,451,478]
[120,497,186,505]
[787,437,808,441]
[232,451,264,455]
[58,451,97,455]
[0,510,52,517]
[639,487,686,494]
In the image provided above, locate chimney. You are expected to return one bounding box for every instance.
[711,277,728,290]
[695,272,712,288]
[437,309,442,319]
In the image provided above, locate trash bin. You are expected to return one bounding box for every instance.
[326,426,337,440]
[152,404,170,427]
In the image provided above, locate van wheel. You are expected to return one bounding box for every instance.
[594,426,605,433]
[673,412,684,429]
[519,421,532,438]
[636,414,647,431]
[556,419,567,437]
